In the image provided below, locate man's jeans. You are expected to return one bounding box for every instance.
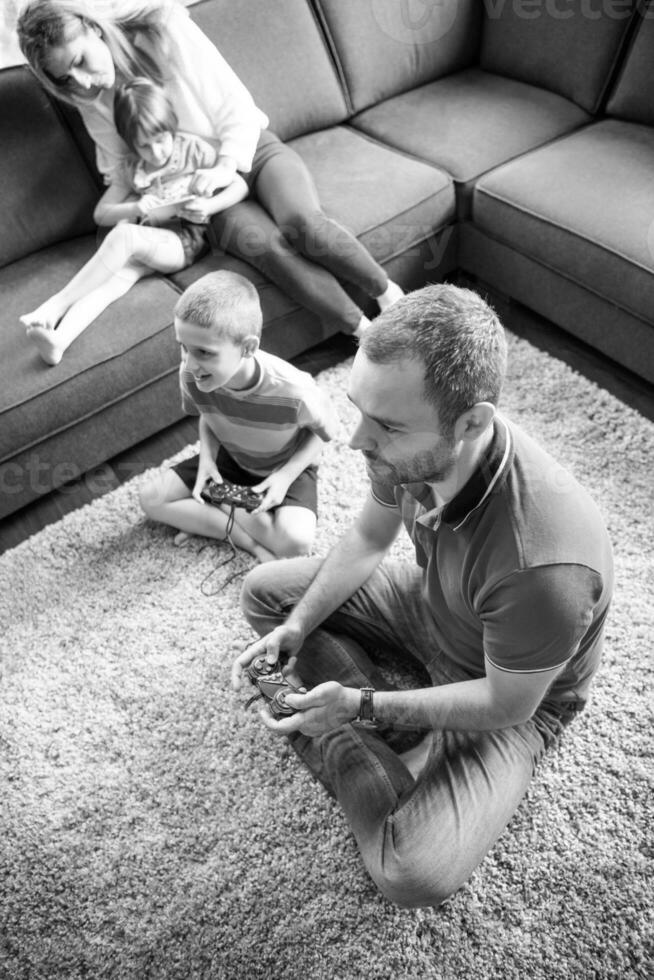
[241,557,581,908]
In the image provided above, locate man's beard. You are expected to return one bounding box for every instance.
[362,441,457,485]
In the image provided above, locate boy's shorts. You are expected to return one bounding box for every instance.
[172,446,318,515]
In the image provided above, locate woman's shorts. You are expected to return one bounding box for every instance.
[172,445,318,515]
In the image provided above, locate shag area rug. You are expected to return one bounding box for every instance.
[1,334,652,980]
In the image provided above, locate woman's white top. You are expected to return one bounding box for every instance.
[75,3,268,185]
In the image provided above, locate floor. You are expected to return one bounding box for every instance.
[1,298,652,556]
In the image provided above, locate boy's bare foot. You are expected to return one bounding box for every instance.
[173,530,192,547]
[376,280,404,311]
[25,325,65,366]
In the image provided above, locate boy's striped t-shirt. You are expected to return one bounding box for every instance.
[180,350,335,476]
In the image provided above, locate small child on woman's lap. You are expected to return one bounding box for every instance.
[20,77,248,365]
[139,270,336,562]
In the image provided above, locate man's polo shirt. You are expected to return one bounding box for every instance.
[370,416,614,705]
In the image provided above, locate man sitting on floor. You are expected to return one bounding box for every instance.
[232,283,614,908]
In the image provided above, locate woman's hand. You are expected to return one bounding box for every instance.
[259,682,359,737]
[190,158,237,197]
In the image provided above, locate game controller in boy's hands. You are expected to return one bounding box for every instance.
[245,655,304,719]
[200,479,264,512]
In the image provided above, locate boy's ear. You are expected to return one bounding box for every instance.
[241,335,260,357]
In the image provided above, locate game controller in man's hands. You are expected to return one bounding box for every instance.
[245,655,304,719]
[201,479,263,512]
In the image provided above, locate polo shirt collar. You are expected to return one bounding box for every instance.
[403,415,513,530]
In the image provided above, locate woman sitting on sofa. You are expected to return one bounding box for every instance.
[17,0,403,358]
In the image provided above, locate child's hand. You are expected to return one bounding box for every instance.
[251,472,291,513]
[192,460,222,504]
[178,197,210,224]
[137,193,163,217]
[190,161,236,196]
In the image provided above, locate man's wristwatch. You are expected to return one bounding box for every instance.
[355,687,378,728]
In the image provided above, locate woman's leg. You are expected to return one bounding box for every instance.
[254,144,391,300]
[22,225,186,365]
[212,198,366,334]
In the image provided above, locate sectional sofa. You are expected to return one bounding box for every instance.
[1,0,652,522]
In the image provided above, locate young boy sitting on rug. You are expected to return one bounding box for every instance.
[139,270,336,561]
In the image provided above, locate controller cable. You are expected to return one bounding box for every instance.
[198,504,248,596]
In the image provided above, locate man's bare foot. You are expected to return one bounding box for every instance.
[26,325,65,366]
[376,280,404,311]
[398,732,432,779]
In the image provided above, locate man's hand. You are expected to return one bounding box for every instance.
[231,623,305,690]
[258,682,359,736]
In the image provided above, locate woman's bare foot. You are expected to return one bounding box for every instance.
[25,325,65,366]
[376,280,404,311]
[353,314,371,339]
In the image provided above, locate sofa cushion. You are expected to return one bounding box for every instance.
[351,68,589,214]
[606,4,654,125]
[289,127,456,260]
[471,119,654,326]
[189,0,348,141]
[0,239,182,512]
[0,67,99,267]
[480,0,637,114]
[172,127,457,357]
[313,0,482,112]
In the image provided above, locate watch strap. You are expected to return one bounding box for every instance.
[356,687,377,727]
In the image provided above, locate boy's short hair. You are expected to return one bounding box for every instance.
[174,271,263,343]
[360,284,507,438]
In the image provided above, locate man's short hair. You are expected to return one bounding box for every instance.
[174,271,262,343]
[360,284,507,437]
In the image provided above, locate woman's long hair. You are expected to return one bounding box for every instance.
[17,0,178,104]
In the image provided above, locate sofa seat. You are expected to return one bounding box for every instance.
[472,119,654,326]
[172,125,458,357]
[1,238,182,518]
[350,68,590,215]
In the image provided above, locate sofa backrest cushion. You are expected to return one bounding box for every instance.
[480,0,638,114]
[606,3,654,124]
[0,67,99,268]
[313,0,483,113]
[190,0,348,141]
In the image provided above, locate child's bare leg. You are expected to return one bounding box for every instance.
[21,224,185,326]
[233,505,317,559]
[139,470,275,563]
[26,263,149,365]
[23,226,186,364]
